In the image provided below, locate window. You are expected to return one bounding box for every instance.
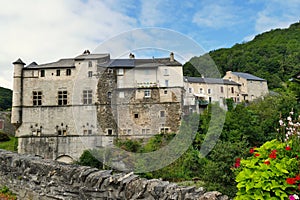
[208,89,211,94]
[33,91,42,106]
[107,129,113,135]
[88,61,92,68]
[160,110,165,118]
[200,88,203,94]
[56,70,60,76]
[165,80,169,87]
[220,86,224,93]
[188,88,192,93]
[0,120,4,130]
[144,69,150,75]
[142,129,150,134]
[144,90,151,98]
[58,91,68,105]
[107,92,112,99]
[209,97,212,102]
[164,90,168,94]
[123,129,132,135]
[164,69,169,76]
[118,68,124,75]
[88,130,92,135]
[40,70,45,77]
[66,69,71,76]
[119,92,124,98]
[231,87,234,94]
[160,127,169,134]
[88,71,93,77]
[83,90,92,104]
[134,113,139,119]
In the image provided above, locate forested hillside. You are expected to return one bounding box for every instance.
[0,87,12,111]
[184,22,300,89]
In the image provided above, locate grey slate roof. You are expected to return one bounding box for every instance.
[13,58,26,65]
[102,58,181,68]
[75,53,110,60]
[231,72,266,81]
[25,58,75,69]
[184,76,240,85]
[23,54,181,69]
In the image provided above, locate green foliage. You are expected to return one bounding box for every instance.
[77,150,102,169]
[235,140,300,199]
[0,131,10,142]
[0,185,17,200]
[115,139,142,152]
[0,87,12,111]
[0,136,18,152]
[184,22,300,89]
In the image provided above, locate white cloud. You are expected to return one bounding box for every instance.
[192,4,241,28]
[0,0,137,89]
[254,0,300,33]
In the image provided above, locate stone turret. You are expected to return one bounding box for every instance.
[11,58,25,127]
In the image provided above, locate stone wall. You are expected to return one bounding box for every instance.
[0,149,228,200]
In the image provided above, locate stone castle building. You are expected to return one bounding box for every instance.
[11,51,268,162]
[11,51,183,163]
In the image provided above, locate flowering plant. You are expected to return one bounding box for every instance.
[235,112,300,199]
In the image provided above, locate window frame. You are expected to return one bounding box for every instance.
[144,90,151,98]
[58,90,68,105]
[33,91,42,106]
[83,90,93,105]
[40,70,45,77]
[66,69,71,76]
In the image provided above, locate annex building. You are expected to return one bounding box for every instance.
[11,51,268,162]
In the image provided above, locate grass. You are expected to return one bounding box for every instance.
[0,136,18,152]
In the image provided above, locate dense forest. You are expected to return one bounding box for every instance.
[0,87,12,111]
[184,22,300,89]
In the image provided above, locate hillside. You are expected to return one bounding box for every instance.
[0,87,12,111]
[184,22,300,89]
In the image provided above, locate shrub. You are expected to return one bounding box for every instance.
[0,131,10,142]
[235,112,300,199]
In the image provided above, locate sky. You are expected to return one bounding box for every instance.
[1,0,300,89]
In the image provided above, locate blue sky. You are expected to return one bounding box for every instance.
[0,0,300,89]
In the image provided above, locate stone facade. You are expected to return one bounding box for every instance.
[11,51,184,162]
[184,72,269,113]
[0,149,229,200]
[223,71,268,101]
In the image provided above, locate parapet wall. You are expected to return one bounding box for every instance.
[0,149,228,200]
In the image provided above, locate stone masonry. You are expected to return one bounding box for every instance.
[0,149,228,200]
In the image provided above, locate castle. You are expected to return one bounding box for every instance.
[11,51,268,163]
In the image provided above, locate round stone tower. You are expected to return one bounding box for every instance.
[11,58,25,127]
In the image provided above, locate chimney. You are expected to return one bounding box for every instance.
[129,53,135,59]
[83,50,90,55]
[170,52,174,62]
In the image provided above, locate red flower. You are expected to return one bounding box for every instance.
[296,175,300,181]
[249,148,255,154]
[264,160,270,165]
[286,178,296,185]
[269,150,277,159]
[234,158,241,168]
[254,153,260,157]
[285,146,291,151]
